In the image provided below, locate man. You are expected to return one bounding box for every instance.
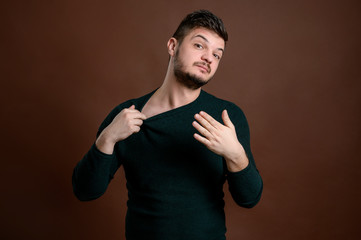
[73,10,263,240]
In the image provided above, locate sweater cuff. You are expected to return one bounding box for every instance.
[226,163,262,192]
[226,160,253,176]
[84,143,117,174]
[91,143,115,159]
[226,162,263,207]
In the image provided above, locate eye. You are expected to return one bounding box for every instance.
[213,53,221,60]
[194,43,203,49]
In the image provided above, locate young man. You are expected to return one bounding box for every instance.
[73,10,263,240]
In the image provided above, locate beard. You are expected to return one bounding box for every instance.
[173,49,213,90]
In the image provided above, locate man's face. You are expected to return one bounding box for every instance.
[173,27,225,89]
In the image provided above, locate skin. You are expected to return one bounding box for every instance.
[96,27,249,172]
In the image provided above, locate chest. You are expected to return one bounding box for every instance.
[115,111,225,189]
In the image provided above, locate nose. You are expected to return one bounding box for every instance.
[201,50,213,64]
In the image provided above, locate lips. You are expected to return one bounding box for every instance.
[194,63,210,73]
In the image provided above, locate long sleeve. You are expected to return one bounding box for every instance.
[227,163,263,208]
[72,144,120,201]
[72,103,128,201]
[225,103,263,208]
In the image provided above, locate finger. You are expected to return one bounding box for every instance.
[132,119,144,126]
[192,121,213,139]
[194,113,216,132]
[222,110,234,128]
[123,106,140,115]
[125,106,141,114]
[132,125,141,133]
[137,112,147,120]
[126,105,146,119]
[127,110,147,120]
[199,111,221,128]
[193,133,211,146]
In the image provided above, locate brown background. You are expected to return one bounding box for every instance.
[1,0,360,239]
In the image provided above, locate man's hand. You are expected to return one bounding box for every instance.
[96,105,146,154]
[192,110,249,172]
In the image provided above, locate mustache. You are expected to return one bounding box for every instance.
[193,62,211,73]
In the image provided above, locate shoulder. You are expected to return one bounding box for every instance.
[106,89,155,117]
[201,90,250,133]
[201,90,247,118]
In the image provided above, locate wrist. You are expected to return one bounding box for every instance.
[224,144,249,172]
[95,131,116,154]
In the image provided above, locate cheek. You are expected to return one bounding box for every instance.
[211,62,220,73]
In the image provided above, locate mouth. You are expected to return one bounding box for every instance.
[194,63,210,73]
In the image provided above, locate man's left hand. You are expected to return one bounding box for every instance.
[192,110,249,172]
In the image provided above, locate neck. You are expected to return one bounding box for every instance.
[155,67,201,109]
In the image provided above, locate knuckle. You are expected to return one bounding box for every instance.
[125,118,131,124]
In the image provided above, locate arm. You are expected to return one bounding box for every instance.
[192,105,263,208]
[72,105,146,201]
[226,161,263,208]
[72,144,119,201]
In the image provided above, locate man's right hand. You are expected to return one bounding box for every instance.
[95,105,146,154]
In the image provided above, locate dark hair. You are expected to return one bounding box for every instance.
[172,10,228,44]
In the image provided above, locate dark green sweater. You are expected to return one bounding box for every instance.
[72,89,263,240]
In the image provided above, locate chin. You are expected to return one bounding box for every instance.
[191,72,211,82]
[187,73,212,89]
[174,66,213,89]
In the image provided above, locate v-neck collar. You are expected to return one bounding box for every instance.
[138,89,204,122]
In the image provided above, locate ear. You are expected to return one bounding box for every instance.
[167,37,178,57]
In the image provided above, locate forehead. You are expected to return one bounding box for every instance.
[183,27,225,50]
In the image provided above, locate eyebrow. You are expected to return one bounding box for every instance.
[192,34,224,53]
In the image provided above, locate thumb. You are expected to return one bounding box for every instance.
[222,110,233,128]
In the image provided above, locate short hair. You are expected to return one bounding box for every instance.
[172,10,228,45]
